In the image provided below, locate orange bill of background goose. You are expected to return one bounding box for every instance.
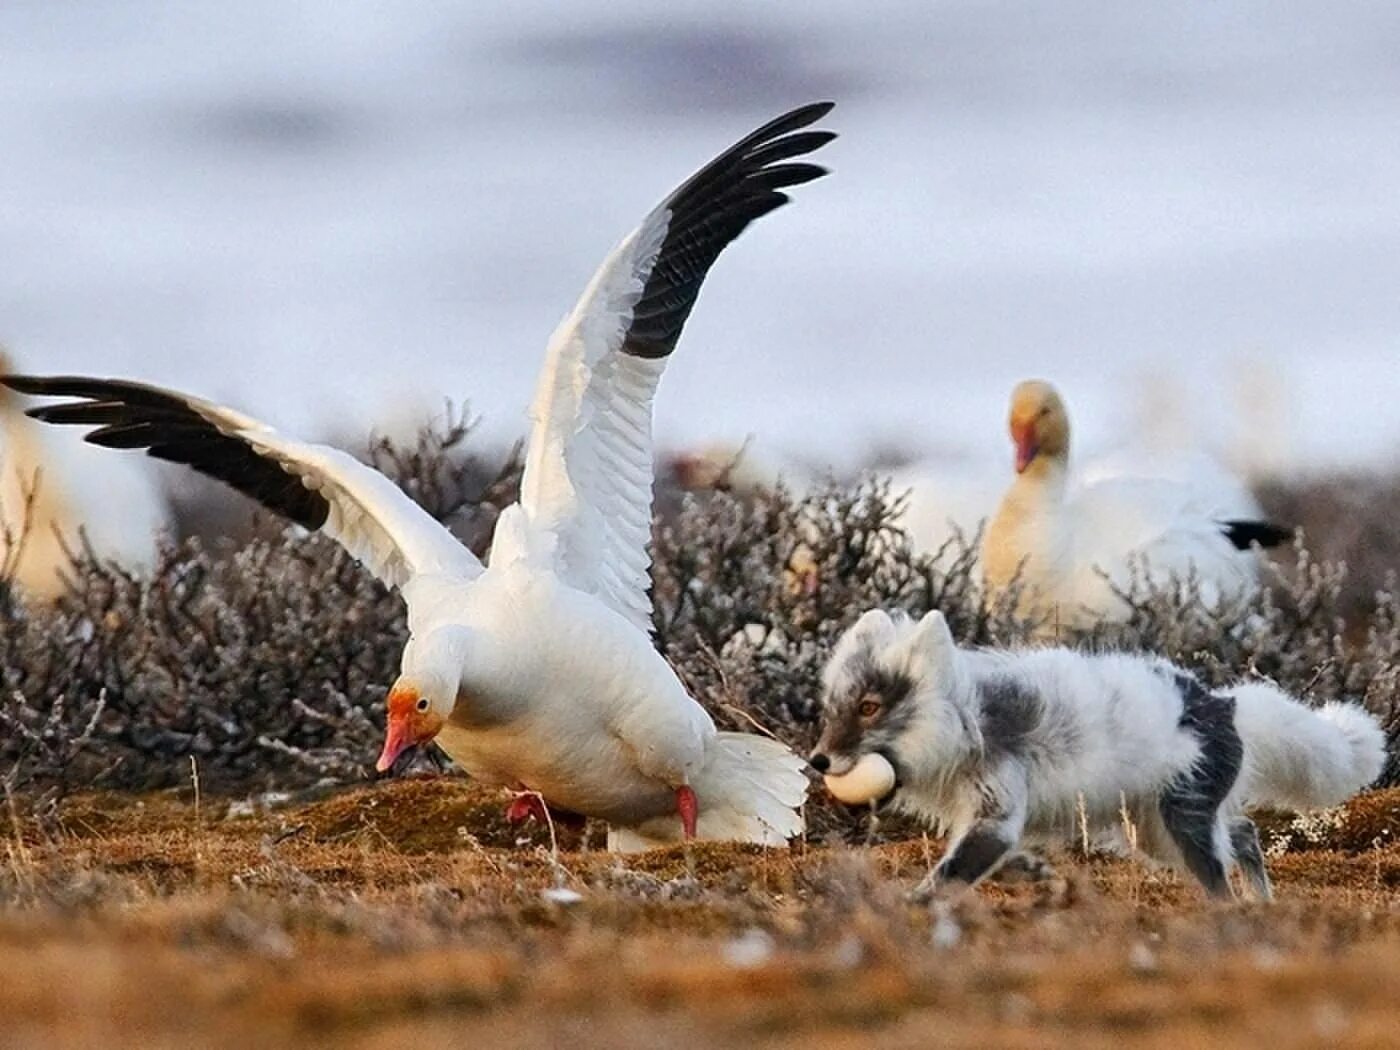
[983,379,1291,631]
[3,102,836,850]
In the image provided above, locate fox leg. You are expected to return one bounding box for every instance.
[1158,790,1237,900]
[1159,677,1243,900]
[1159,694,1243,900]
[914,766,1028,899]
[994,851,1059,883]
[1228,816,1273,902]
[1160,806,1233,899]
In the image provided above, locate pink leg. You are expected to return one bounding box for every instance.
[505,792,550,824]
[676,785,698,839]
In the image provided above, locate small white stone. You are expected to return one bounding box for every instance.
[1128,942,1157,974]
[541,886,583,906]
[829,934,864,970]
[930,903,962,951]
[723,928,776,969]
[1312,1001,1348,1040]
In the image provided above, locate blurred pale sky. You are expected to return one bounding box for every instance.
[2,1,1398,475]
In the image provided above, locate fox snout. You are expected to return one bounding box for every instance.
[807,750,857,776]
[809,707,869,775]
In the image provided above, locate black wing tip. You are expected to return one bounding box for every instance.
[1221,519,1295,550]
[3,373,55,395]
[741,102,836,143]
[6,374,132,398]
[8,371,331,532]
[796,129,838,150]
[787,100,836,124]
[754,161,831,190]
[748,102,837,154]
[618,104,837,362]
[675,103,837,194]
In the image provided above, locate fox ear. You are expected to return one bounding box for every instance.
[824,609,898,695]
[849,608,896,644]
[912,610,956,656]
[906,610,965,694]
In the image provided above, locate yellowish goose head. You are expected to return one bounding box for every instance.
[1007,380,1070,474]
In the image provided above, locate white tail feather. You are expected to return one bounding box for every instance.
[1231,683,1385,810]
[608,732,808,852]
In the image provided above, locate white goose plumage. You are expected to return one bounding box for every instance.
[5,102,835,850]
[983,379,1292,631]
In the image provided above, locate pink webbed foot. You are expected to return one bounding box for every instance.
[504,792,587,831]
[505,792,550,825]
[676,785,698,840]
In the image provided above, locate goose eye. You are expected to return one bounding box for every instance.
[858,699,881,719]
[416,697,430,713]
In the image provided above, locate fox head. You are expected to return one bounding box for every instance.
[810,609,973,801]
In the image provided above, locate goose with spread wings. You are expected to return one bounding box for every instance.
[5,103,835,850]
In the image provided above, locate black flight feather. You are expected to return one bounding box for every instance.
[1,375,330,531]
[1219,519,1294,550]
[620,101,836,360]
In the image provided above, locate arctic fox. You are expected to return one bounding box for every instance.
[810,609,1385,900]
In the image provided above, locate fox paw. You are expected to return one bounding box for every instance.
[994,851,1059,884]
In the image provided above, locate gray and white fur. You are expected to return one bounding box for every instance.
[812,609,1386,900]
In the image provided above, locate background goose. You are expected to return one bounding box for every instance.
[983,379,1291,629]
[4,102,835,850]
[0,348,167,600]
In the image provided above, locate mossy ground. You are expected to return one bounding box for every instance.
[6,779,1400,1048]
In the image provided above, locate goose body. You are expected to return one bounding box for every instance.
[984,380,1290,629]
[405,527,712,826]
[886,461,1004,559]
[6,103,833,849]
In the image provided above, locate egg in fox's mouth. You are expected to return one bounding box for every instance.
[823,752,898,805]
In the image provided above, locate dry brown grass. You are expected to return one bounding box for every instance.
[4,780,1400,1048]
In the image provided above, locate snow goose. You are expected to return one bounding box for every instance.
[1,348,167,600]
[983,379,1291,630]
[4,102,836,850]
[883,460,1004,561]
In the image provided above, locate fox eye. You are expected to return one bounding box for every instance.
[858,698,882,719]
[416,697,430,713]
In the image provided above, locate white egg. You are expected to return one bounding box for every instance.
[823,753,896,805]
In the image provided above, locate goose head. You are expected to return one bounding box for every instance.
[375,678,449,772]
[375,627,470,772]
[1007,380,1070,474]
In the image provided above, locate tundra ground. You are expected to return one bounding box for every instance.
[5,778,1400,1048]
